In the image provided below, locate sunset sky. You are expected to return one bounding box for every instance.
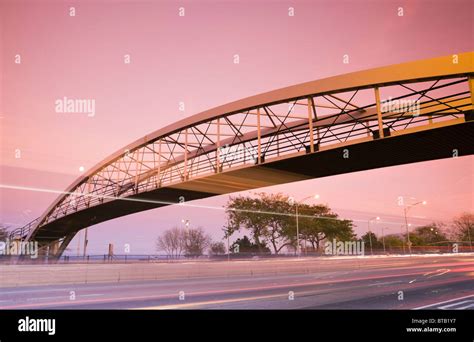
[1,0,473,254]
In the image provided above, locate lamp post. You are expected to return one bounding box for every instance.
[83,228,88,260]
[294,194,320,256]
[222,222,231,262]
[367,217,380,255]
[181,219,190,258]
[403,200,426,255]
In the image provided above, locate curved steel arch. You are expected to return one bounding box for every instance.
[14,52,474,258]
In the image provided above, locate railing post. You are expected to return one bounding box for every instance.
[157,139,161,187]
[469,75,474,111]
[87,179,92,208]
[374,86,384,138]
[257,107,262,164]
[307,97,315,152]
[216,118,221,172]
[134,149,139,192]
[184,128,188,180]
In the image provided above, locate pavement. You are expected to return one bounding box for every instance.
[0,254,472,309]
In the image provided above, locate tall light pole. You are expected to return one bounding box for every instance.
[403,200,426,255]
[222,221,231,262]
[77,229,82,257]
[181,219,190,258]
[367,217,380,255]
[294,194,320,256]
[82,228,88,259]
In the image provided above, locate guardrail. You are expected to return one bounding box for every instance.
[8,217,40,241]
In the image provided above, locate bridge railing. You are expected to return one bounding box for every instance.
[37,74,473,230]
[8,217,40,241]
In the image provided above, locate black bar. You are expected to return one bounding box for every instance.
[0,310,472,341]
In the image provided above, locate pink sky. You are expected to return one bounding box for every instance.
[1,0,473,254]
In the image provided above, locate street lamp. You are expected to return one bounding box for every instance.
[294,194,320,256]
[181,219,191,258]
[222,221,232,262]
[405,222,413,254]
[181,219,190,238]
[403,200,426,255]
[367,216,380,255]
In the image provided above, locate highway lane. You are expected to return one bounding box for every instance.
[0,255,472,309]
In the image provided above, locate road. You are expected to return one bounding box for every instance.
[0,254,472,309]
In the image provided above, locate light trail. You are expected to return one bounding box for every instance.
[0,183,432,226]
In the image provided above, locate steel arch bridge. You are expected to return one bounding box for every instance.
[11,52,474,258]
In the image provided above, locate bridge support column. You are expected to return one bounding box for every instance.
[52,233,76,261]
[37,233,77,262]
[50,241,60,257]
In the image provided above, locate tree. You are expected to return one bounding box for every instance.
[257,193,294,254]
[184,227,211,257]
[384,234,404,248]
[361,231,383,250]
[225,192,355,254]
[156,227,185,258]
[451,213,474,244]
[227,192,298,254]
[298,204,355,251]
[226,194,274,253]
[209,242,226,255]
[410,223,448,246]
[0,224,8,240]
[231,236,270,254]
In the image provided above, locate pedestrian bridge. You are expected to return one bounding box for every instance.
[12,52,474,258]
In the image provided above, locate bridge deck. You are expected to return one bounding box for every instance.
[34,120,474,242]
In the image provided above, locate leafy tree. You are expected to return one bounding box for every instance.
[257,193,294,253]
[231,236,270,254]
[451,213,474,244]
[209,241,226,255]
[410,223,448,246]
[226,193,293,254]
[361,231,383,249]
[226,195,269,253]
[226,192,354,254]
[384,234,404,248]
[0,224,8,240]
[297,204,355,250]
